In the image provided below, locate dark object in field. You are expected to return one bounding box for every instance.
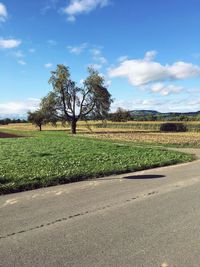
[0,132,23,138]
[160,123,187,132]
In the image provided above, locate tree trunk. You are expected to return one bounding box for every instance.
[71,119,77,134]
[39,124,42,131]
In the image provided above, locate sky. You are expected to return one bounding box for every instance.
[1,0,200,116]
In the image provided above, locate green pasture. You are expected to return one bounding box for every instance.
[0,130,193,194]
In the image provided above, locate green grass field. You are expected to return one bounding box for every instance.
[0,130,193,194]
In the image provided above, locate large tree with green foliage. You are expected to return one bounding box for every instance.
[41,64,112,134]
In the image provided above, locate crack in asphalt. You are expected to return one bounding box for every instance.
[0,190,159,240]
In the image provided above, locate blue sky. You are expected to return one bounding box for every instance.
[1,0,200,116]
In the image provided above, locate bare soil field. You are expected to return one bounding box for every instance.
[0,132,23,138]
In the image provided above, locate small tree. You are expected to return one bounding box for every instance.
[41,65,113,134]
[28,110,46,131]
[110,107,132,122]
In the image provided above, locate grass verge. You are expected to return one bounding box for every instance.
[0,130,194,195]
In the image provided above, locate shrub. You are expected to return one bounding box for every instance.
[160,123,187,132]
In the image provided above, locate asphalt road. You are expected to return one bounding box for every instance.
[1,148,200,267]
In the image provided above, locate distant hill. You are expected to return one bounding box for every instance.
[130,110,160,116]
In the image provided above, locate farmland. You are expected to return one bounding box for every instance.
[0,122,195,194]
[87,132,200,147]
[1,120,200,147]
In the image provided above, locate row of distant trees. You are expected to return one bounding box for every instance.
[123,114,200,122]
[2,110,200,130]
[0,118,27,125]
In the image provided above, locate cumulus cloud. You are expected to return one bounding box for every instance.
[150,83,183,96]
[63,0,110,21]
[0,2,7,22]
[0,38,21,49]
[109,51,200,86]
[144,50,157,61]
[67,42,88,55]
[0,98,40,116]
[44,63,53,68]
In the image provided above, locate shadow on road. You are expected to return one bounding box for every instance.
[98,174,166,181]
[123,174,165,180]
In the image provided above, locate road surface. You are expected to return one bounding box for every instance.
[0,148,200,267]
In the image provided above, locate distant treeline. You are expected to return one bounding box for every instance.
[106,108,200,122]
[2,110,200,126]
[126,114,200,122]
[0,118,27,125]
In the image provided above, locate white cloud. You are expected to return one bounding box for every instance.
[11,50,27,65]
[13,50,25,58]
[67,42,88,55]
[44,63,53,68]
[41,0,58,14]
[0,98,40,115]
[47,39,57,46]
[187,87,200,94]
[150,83,183,96]
[105,79,112,87]
[168,61,200,79]
[90,48,101,56]
[98,56,107,64]
[63,0,110,21]
[0,38,21,49]
[109,51,200,86]
[79,79,85,85]
[90,47,107,68]
[117,55,128,62]
[0,3,7,22]
[18,60,26,66]
[144,50,157,61]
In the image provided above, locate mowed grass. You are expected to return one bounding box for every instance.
[0,130,193,194]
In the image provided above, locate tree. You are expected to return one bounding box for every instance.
[110,107,132,122]
[28,110,46,131]
[41,65,113,134]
